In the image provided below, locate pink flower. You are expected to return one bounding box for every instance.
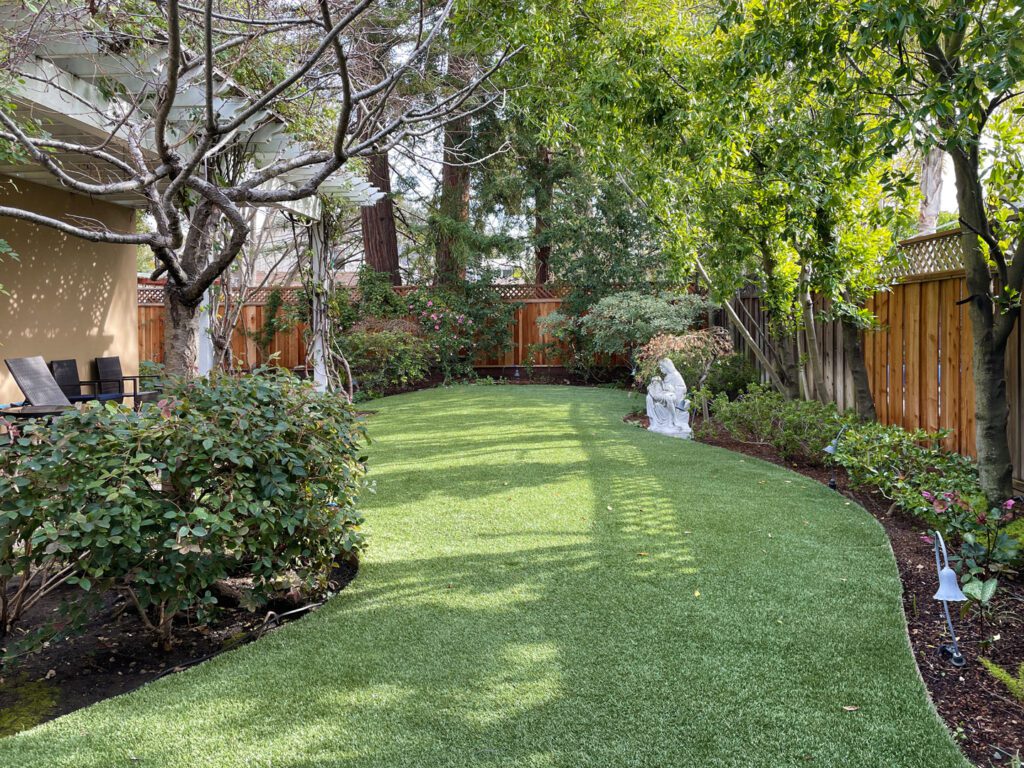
[920,534,934,545]
[922,491,935,502]
[1003,498,1017,510]
[434,324,440,330]
[431,314,437,321]
[427,300,433,307]
[408,304,413,310]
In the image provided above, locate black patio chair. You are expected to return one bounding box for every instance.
[4,356,73,407]
[95,356,160,409]
[49,359,124,404]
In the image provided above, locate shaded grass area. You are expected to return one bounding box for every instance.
[1,385,968,767]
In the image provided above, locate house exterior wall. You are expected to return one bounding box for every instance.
[0,176,139,403]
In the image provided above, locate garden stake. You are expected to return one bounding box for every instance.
[931,531,967,667]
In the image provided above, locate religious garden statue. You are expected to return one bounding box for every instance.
[646,358,692,439]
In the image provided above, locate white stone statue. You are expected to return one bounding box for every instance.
[646,358,692,439]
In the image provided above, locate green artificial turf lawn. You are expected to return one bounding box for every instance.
[1,385,969,768]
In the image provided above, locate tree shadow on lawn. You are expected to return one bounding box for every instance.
[3,391,967,768]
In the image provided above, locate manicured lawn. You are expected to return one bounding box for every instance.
[1,385,967,767]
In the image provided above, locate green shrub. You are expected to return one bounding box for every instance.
[0,368,367,651]
[705,384,844,464]
[832,421,979,517]
[538,291,713,382]
[342,328,434,400]
[703,353,760,400]
[578,291,712,358]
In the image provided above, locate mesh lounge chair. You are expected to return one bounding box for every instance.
[4,356,72,407]
[49,359,125,404]
[95,356,160,408]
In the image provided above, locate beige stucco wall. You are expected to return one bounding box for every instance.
[0,176,138,403]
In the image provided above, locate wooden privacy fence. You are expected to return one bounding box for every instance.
[137,282,567,372]
[725,227,1024,485]
[137,303,309,370]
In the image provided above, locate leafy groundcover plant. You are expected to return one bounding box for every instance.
[703,384,1022,603]
[0,368,367,654]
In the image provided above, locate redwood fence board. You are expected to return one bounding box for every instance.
[138,286,567,374]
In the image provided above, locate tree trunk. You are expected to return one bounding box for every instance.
[918,148,944,234]
[164,284,202,376]
[840,315,877,420]
[771,329,803,400]
[534,145,553,284]
[951,146,1015,503]
[360,151,401,286]
[799,268,829,403]
[435,56,472,286]
[435,110,470,285]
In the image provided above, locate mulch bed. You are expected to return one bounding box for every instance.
[0,561,356,735]
[626,413,1023,767]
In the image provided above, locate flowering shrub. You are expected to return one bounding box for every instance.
[0,369,367,652]
[404,281,515,381]
[920,492,1019,586]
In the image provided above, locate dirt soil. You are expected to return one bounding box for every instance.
[0,561,356,736]
[627,412,1023,767]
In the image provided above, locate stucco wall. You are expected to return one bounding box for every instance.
[0,176,138,403]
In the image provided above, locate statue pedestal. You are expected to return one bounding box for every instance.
[648,411,692,440]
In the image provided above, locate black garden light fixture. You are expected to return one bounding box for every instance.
[822,425,848,490]
[931,530,967,667]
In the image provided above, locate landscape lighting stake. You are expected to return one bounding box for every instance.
[822,425,847,490]
[931,530,967,668]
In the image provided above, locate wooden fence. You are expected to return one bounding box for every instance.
[724,227,1024,486]
[137,282,566,372]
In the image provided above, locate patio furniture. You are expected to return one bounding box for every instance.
[49,359,125,404]
[1,404,74,419]
[4,356,74,408]
[95,356,160,408]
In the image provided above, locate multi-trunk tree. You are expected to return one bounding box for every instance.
[732,0,1024,502]
[0,0,511,374]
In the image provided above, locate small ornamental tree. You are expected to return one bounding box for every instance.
[0,2,513,374]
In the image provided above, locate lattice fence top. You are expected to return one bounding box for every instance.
[894,228,963,279]
[393,283,568,300]
[138,280,568,306]
[137,282,301,306]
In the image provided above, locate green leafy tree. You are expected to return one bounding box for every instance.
[728,0,1024,501]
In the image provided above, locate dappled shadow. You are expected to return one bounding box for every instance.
[1,386,967,768]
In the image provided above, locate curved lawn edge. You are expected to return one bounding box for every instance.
[1,385,971,767]
[689,438,964,753]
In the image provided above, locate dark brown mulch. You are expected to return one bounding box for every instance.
[0,561,357,735]
[629,413,1024,767]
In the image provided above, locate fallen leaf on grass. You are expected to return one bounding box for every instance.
[842,706,860,712]
[637,552,649,557]
[694,590,701,597]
